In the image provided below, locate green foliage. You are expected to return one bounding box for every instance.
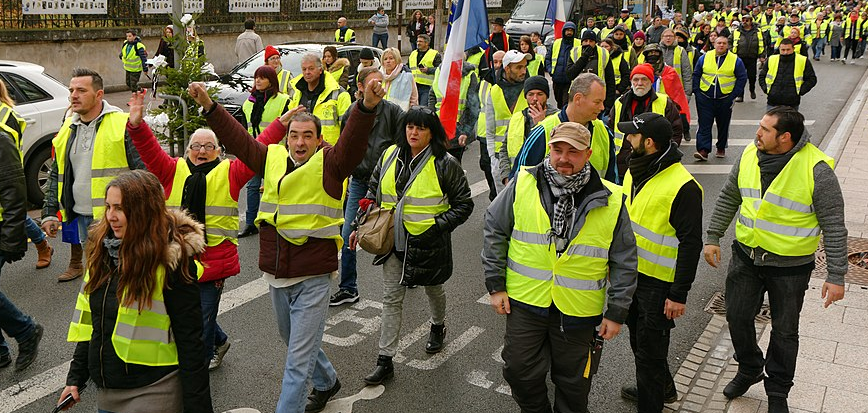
[147,13,217,149]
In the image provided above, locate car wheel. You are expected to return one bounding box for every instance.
[25,144,52,207]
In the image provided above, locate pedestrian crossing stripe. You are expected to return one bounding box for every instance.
[688,120,815,126]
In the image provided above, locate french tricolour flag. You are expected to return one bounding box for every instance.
[546,0,567,39]
[438,0,489,140]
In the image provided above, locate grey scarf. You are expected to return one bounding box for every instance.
[542,159,592,239]
[103,236,122,267]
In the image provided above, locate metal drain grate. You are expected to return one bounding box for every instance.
[704,291,771,323]
[814,237,868,285]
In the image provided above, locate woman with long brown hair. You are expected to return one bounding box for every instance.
[58,170,213,413]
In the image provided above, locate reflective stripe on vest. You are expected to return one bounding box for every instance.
[612,93,668,153]
[68,269,179,366]
[166,160,239,247]
[278,69,294,98]
[121,42,145,72]
[477,81,492,137]
[288,74,348,145]
[0,103,25,157]
[378,145,449,236]
[506,170,620,317]
[734,143,833,256]
[611,53,623,85]
[765,54,807,94]
[490,86,528,153]
[732,30,765,55]
[335,28,355,42]
[700,51,738,94]
[409,49,438,86]
[623,164,703,281]
[255,145,345,247]
[570,45,609,82]
[506,109,528,165]
[52,113,131,221]
[242,93,290,136]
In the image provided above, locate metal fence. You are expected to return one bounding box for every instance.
[1,0,517,30]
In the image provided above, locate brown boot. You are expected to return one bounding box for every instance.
[35,239,53,269]
[58,243,83,282]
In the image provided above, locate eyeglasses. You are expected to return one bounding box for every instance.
[189,143,217,151]
[410,105,436,116]
[267,55,281,61]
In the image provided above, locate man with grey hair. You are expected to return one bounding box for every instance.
[126,90,295,370]
[41,68,145,282]
[510,73,619,183]
[483,120,637,413]
[659,28,693,97]
[287,53,351,146]
[409,34,441,107]
[335,17,356,43]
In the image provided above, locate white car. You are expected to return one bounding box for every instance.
[0,60,69,206]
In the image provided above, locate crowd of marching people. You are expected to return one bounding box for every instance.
[0,1,859,413]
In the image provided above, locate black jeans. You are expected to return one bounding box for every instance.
[125,70,142,92]
[725,243,811,398]
[553,82,570,108]
[740,56,758,96]
[502,304,597,413]
[627,282,676,413]
[478,137,497,200]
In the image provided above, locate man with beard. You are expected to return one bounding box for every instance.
[500,76,558,182]
[617,112,703,413]
[759,38,817,111]
[610,63,683,182]
[487,50,530,193]
[566,30,617,110]
[546,22,579,107]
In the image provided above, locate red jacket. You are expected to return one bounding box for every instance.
[656,65,691,122]
[204,101,375,278]
[126,119,286,281]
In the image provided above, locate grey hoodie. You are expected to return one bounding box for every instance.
[705,131,848,285]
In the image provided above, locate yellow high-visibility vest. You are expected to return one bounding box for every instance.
[570,45,610,82]
[765,53,807,94]
[288,74,351,145]
[378,145,450,236]
[409,49,438,86]
[623,164,703,281]
[53,113,131,221]
[335,28,355,42]
[121,41,145,72]
[277,69,294,97]
[506,170,621,317]
[529,113,613,179]
[432,67,473,120]
[242,93,290,136]
[489,85,528,154]
[700,51,738,94]
[612,94,668,152]
[166,160,238,247]
[477,81,492,138]
[527,53,544,76]
[732,30,766,56]
[255,145,345,248]
[734,143,833,256]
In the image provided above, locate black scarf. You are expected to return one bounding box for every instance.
[249,89,272,137]
[181,158,221,225]
[757,147,796,194]
[620,91,651,123]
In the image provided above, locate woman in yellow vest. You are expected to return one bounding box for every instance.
[60,170,212,413]
[322,46,350,90]
[519,35,545,77]
[349,107,474,385]
[126,91,289,371]
[240,66,290,239]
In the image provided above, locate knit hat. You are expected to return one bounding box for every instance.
[524,76,549,98]
[581,29,598,42]
[630,63,655,81]
[264,45,279,62]
[360,47,375,60]
[633,30,646,41]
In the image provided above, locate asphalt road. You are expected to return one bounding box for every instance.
[1,56,864,413]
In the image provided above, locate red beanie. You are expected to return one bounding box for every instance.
[631,63,655,81]
[633,30,646,41]
[264,45,279,63]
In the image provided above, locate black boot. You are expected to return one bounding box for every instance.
[723,372,764,399]
[425,323,446,354]
[620,382,678,403]
[768,396,790,413]
[305,378,341,412]
[363,355,394,385]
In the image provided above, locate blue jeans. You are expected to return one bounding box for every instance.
[200,279,228,359]
[372,33,388,49]
[245,175,262,227]
[417,84,431,109]
[339,178,368,294]
[270,275,337,413]
[695,93,734,152]
[813,37,827,59]
[0,257,37,356]
[25,216,44,244]
[76,215,94,246]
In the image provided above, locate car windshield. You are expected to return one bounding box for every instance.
[511,0,553,20]
[232,46,324,78]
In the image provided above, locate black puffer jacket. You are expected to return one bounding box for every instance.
[340,99,405,182]
[366,146,474,285]
[0,113,26,257]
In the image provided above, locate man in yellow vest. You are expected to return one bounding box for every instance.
[335,17,356,43]
[41,68,145,281]
[619,7,638,32]
[188,75,383,413]
[510,73,619,183]
[566,30,616,110]
[731,14,765,102]
[692,36,747,161]
[118,29,148,92]
[759,38,817,111]
[499,76,557,183]
[287,53,351,146]
[615,112,703,412]
[483,120,637,413]
[486,50,529,192]
[703,107,846,413]
[409,34,441,108]
[546,22,579,107]
[0,87,44,371]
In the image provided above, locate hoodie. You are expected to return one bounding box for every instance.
[705,130,848,285]
[546,21,578,83]
[358,57,382,74]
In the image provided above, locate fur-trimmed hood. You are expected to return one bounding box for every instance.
[325,57,350,73]
[166,209,206,271]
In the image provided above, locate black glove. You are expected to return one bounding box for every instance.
[1,250,25,264]
[582,45,595,58]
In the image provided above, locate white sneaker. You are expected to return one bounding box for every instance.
[209,341,231,371]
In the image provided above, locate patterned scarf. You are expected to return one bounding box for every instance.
[542,158,592,239]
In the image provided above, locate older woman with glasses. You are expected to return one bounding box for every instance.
[125,90,297,370]
[349,106,474,385]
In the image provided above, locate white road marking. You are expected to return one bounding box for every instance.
[392,323,430,364]
[466,370,495,389]
[321,385,385,413]
[688,119,814,126]
[0,362,70,413]
[476,294,489,305]
[469,179,489,198]
[322,299,382,347]
[405,326,485,370]
[821,74,868,159]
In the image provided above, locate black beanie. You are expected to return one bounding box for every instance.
[524,76,550,98]
[360,48,375,60]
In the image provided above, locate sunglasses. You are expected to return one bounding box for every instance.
[410,105,436,116]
